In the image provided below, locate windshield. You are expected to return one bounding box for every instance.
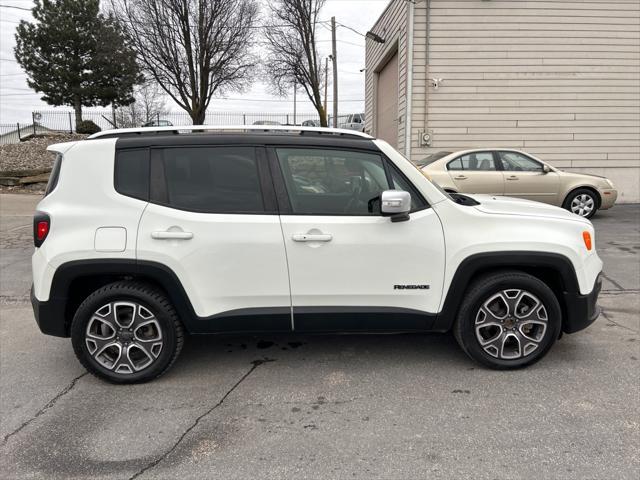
[415,151,452,167]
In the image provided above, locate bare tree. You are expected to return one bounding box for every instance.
[111,0,259,124]
[116,80,169,127]
[264,0,327,126]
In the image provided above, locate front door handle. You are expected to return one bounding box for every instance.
[151,231,194,240]
[506,175,519,180]
[292,233,333,242]
[454,175,468,180]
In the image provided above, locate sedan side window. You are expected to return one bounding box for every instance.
[499,152,543,172]
[276,148,390,215]
[448,153,497,171]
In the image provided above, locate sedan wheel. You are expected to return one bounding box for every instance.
[563,188,599,219]
[570,194,595,218]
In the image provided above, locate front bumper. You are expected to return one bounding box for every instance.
[599,189,617,210]
[562,273,602,334]
[30,285,69,337]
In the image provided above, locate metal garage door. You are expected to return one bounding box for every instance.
[376,51,398,148]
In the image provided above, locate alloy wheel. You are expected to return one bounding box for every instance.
[474,289,548,360]
[570,194,595,217]
[85,301,164,374]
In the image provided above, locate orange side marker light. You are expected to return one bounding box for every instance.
[583,231,592,251]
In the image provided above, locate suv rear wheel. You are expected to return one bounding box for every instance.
[71,281,184,383]
[453,271,561,369]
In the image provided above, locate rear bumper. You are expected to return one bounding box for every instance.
[30,285,69,337]
[562,273,602,334]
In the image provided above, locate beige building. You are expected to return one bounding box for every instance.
[365,0,640,202]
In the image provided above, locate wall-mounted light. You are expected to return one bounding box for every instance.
[365,31,386,44]
[431,78,444,89]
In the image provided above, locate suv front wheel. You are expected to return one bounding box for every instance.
[71,281,184,383]
[453,271,561,369]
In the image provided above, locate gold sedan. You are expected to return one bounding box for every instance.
[419,149,617,219]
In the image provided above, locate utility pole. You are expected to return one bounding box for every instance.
[324,57,329,125]
[331,16,338,128]
[293,81,297,125]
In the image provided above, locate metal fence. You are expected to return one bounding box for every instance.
[0,110,359,145]
[0,123,51,145]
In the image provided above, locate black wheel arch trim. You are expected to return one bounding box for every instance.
[34,259,228,337]
[432,251,597,334]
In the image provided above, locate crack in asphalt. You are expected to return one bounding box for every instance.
[601,309,639,334]
[601,272,626,291]
[129,358,274,480]
[601,289,640,295]
[1,372,88,446]
[0,295,30,306]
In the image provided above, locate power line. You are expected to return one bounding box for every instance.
[0,4,31,11]
[335,21,366,38]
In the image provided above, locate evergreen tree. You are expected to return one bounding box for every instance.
[14,0,141,128]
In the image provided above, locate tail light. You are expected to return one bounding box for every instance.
[33,212,50,247]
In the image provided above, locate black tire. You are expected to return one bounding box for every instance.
[71,281,184,384]
[453,271,561,370]
[562,188,599,219]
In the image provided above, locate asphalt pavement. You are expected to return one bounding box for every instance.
[1,194,638,479]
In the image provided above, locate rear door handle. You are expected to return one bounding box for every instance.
[151,231,193,240]
[506,175,519,180]
[292,233,332,242]
[454,175,468,180]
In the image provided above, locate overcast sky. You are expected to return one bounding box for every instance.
[0,0,390,124]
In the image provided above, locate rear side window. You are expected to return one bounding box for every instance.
[448,152,497,171]
[45,153,62,196]
[161,147,264,213]
[115,149,150,200]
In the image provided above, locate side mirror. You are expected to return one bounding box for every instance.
[381,190,411,223]
[542,165,551,174]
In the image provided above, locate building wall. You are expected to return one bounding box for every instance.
[420,0,640,202]
[368,0,640,203]
[364,0,408,155]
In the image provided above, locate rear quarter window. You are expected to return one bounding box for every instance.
[114,149,150,201]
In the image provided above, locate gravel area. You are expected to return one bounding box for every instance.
[0,133,87,172]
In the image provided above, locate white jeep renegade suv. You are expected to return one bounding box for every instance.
[31,126,602,383]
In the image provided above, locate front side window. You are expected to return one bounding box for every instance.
[276,148,390,215]
[448,152,497,171]
[499,152,543,172]
[161,147,264,213]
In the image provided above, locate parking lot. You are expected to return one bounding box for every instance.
[0,193,638,479]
